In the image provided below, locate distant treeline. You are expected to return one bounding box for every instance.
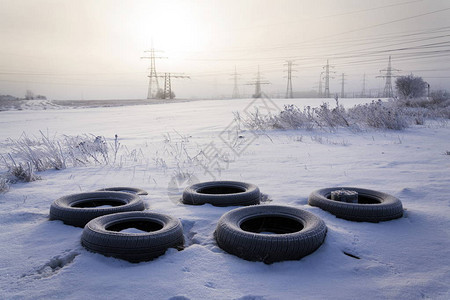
[0,90,47,101]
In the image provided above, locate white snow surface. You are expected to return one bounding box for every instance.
[0,98,449,299]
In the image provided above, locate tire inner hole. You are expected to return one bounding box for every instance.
[107,220,164,233]
[240,216,304,234]
[327,194,381,204]
[197,186,246,195]
[72,199,125,208]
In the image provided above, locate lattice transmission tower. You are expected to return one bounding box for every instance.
[247,66,270,98]
[156,73,190,99]
[284,60,296,98]
[230,66,241,99]
[377,56,400,98]
[361,73,366,97]
[322,59,335,98]
[318,72,324,97]
[141,47,167,99]
[340,73,346,98]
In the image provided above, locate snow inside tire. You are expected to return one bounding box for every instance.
[50,191,145,227]
[81,211,184,262]
[214,205,327,263]
[182,181,260,206]
[308,187,403,222]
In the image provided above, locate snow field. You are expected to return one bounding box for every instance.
[0,98,449,299]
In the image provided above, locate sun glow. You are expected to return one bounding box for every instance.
[130,1,207,58]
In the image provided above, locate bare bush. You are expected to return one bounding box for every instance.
[6,131,68,171]
[1,133,117,185]
[349,100,409,130]
[242,102,351,131]
[395,75,427,99]
[64,134,109,165]
[313,102,350,129]
[9,162,40,182]
[396,90,450,120]
[1,154,40,183]
[240,99,412,131]
[430,90,449,102]
[269,105,313,130]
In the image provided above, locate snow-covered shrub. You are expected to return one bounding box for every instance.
[64,134,109,165]
[270,105,313,130]
[0,154,40,183]
[9,162,40,182]
[349,100,409,130]
[6,131,67,171]
[233,109,273,130]
[395,90,450,120]
[1,133,115,185]
[313,102,350,129]
[242,103,350,131]
[240,100,413,131]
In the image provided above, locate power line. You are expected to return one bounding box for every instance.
[207,0,422,35]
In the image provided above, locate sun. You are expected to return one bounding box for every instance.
[131,0,207,58]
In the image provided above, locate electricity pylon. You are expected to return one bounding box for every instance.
[318,72,324,97]
[377,56,400,98]
[156,73,190,99]
[284,60,296,98]
[322,59,335,98]
[361,73,366,97]
[141,47,167,99]
[340,73,346,98]
[246,66,270,98]
[230,66,241,99]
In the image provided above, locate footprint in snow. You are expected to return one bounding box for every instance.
[21,250,79,280]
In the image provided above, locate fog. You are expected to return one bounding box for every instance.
[1,0,449,100]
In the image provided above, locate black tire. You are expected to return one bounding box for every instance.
[96,187,148,195]
[214,205,327,263]
[81,211,184,262]
[50,191,145,227]
[308,187,403,222]
[182,181,260,206]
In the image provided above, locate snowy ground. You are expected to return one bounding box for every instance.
[0,98,449,299]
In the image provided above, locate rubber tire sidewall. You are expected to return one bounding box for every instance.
[214,205,327,263]
[50,191,145,227]
[81,211,184,262]
[182,181,260,206]
[308,187,403,222]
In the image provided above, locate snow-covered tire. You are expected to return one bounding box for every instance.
[308,187,403,222]
[50,191,145,227]
[214,205,327,263]
[96,187,148,195]
[182,181,260,206]
[81,211,184,262]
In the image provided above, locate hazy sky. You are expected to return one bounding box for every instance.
[1,0,449,99]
